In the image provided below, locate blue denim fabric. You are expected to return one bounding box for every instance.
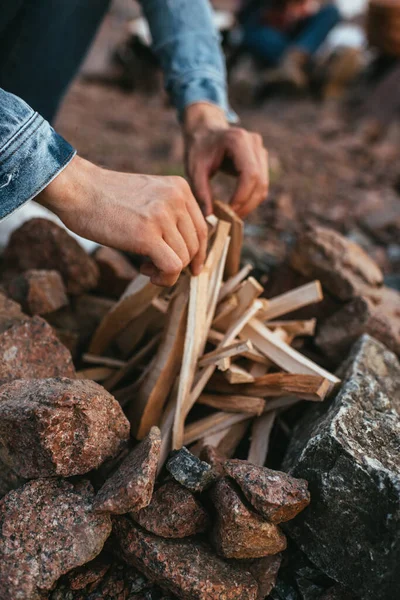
[0,0,233,221]
[243,4,341,66]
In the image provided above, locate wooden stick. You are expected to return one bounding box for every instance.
[208,372,331,401]
[76,367,114,382]
[198,340,253,368]
[214,200,244,277]
[183,411,252,446]
[173,271,209,449]
[224,364,255,384]
[212,295,239,329]
[216,357,231,371]
[218,277,263,331]
[103,333,161,391]
[82,354,127,369]
[189,299,264,410]
[89,275,160,354]
[267,319,317,337]
[204,223,231,340]
[264,396,300,413]
[258,281,323,321]
[128,280,189,439]
[248,410,276,466]
[116,304,164,358]
[203,419,251,458]
[208,328,269,365]
[198,393,265,415]
[242,318,340,386]
[218,264,253,303]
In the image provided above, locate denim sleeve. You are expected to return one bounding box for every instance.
[0,88,76,221]
[140,0,237,122]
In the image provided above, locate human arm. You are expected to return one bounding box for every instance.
[0,88,207,287]
[140,0,269,217]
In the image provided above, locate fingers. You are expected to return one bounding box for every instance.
[189,164,214,216]
[226,130,269,218]
[142,238,183,287]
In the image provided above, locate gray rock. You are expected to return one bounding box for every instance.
[283,335,400,600]
[166,447,216,493]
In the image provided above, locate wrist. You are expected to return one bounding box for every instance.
[183,102,229,135]
[37,155,97,217]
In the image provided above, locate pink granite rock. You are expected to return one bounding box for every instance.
[235,555,282,599]
[133,481,210,538]
[114,516,259,599]
[0,377,130,478]
[0,479,111,600]
[0,316,75,386]
[210,478,287,559]
[94,427,161,515]
[7,269,68,315]
[3,218,99,295]
[224,460,310,524]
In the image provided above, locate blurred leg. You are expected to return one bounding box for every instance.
[0,0,111,122]
[290,4,341,56]
[243,25,289,66]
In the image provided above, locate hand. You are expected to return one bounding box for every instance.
[183,103,269,218]
[37,155,208,287]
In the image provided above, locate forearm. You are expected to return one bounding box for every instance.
[0,88,75,220]
[139,0,237,122]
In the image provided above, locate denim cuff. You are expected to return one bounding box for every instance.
[0,112,75,221]
[175,75,239,124]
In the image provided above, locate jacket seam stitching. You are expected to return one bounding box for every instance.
[0,116,44,165]
[0,112,40,159]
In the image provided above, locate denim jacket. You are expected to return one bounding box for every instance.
[0,0,234,221]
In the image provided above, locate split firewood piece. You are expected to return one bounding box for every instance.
[89,275,160,354]
[212,295,239,329]
[204,419,251,458]
[199,340,253,368]
[224,364,255,384]
[249,362,268,378]
[183,411,253,446]
[116,304,165,358]
[158,394,177,474]
[218,263,253,303]
[76,366,115,382]
[218,277,263,332]
[204,220,231,342]
[173,271,209,449]
[264,396,300,413]
[248,410,276,466]
[258,281,323,322]
[214,200,244,277]
[208,329,271,365]
[216,357,231,371]
[103,333,161,391]
[113,362,152,408]
[127,279,189,439]
[208,372,331,401]
[198,394,265,415]
[82,354,127,369]
[267,319,317,338]
[206,213,219,233]
[189,299,264,411]
[242,318,340,386]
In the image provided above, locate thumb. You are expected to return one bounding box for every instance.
[190,165,214,216]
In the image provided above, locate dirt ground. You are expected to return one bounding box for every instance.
[55,4,400,280]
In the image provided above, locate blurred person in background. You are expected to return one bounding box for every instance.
[239,0,341,90]
[0,0,269,288]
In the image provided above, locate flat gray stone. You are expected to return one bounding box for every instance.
[283,335,400,600]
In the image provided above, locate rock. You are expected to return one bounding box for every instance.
[93,427,160,514]
[64,555,111,591]
[0,460,25,499]
[290,225,383,301]
[199,445,226,476]
[316,291,400,362]
[0,291,25,322]
[133,481,210,538]
[0,478,111,600]
[235,555,282,600]
[0,377,130,478]
[0,316,75,386]
[283,335,400,600]
[7,270,68,315]
[114,516,259,599]
[210,478,287,559]
[166,447,216,493]
[94,246,138,298]
[224,460,310,524]
[3,218,99,295]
